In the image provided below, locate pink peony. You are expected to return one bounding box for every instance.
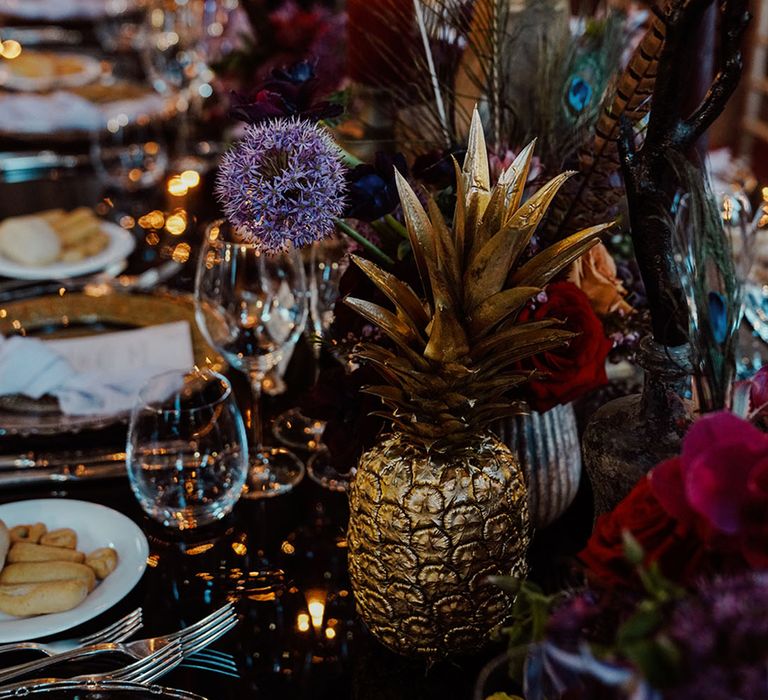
[650,412,768,567]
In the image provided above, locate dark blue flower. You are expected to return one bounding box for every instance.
[344,152,408,222]
[412,148,466,189]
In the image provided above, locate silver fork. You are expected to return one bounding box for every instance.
[0,603,237,684]
[0,639,185,695]
[0,608,143,657]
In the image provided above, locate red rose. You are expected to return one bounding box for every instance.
[517,281,612,413]
[579,476,706,588]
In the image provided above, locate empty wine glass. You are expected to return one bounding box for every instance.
[90,114,169,193]
[127,368,248,530]
[272,237,348,453]
[194,219,308,498]
[142,0,234,169]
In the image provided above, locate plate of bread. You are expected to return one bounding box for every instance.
[0,499,148,642]
[0,208,135,280]
[0,51,102,92]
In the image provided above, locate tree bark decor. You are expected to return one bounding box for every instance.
[617,0,749,347]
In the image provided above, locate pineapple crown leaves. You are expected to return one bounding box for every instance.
[344,108,614,449]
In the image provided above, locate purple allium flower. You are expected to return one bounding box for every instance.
[216,118,346,252]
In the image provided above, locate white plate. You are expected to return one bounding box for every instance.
[0,221,135,281]
[0,499,148,642]
[0,53,102,93]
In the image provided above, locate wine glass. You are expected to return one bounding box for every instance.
[142,0,235,170]
[90,114,169,193]
[272,236,348,453]
[126,368,249,530]
[194,220,308,498]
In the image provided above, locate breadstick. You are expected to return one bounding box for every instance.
[0,521,9,570]
[0,562,95,591]
[85,547,118,579]
[0,579,88,617]
[8,543,84,564]
[40,528,77,549]
[10,523,46,544]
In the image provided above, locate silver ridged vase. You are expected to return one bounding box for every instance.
[493,403,581,528]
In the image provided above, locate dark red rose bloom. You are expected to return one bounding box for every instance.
[579,477,706,589]
[517,281,612,413]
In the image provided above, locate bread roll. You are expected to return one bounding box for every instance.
[10,523,46,544]
[0,579,88,617]
[0,217,61,266]
[40,528,77,549]
[0,521,9,571]
[85,547,118,579]
[0,561,95,591]
[8,543,84,564]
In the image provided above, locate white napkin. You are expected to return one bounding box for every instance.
[0,92,169,135]
[0,0,135,20]
[0,321,195,416]
[0,92,102,134]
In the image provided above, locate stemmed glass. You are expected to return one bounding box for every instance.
[142,0,235,170]
[194,220,308,498]
[126,368,249,530]
[90,114,169,194]
[272,236,348,453]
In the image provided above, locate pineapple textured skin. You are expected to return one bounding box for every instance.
[348,432,529,657]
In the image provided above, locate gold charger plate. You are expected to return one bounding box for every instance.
[0,292,225,437]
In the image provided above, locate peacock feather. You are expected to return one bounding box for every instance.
[672,156,743,413]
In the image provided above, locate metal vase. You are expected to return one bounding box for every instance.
[494,403,581,528]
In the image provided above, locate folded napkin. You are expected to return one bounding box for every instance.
[0,0,135,20]
[0,92,102,134]
[0,92,168,135]
[0,321,194,416]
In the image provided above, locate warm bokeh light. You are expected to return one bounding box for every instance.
[165,211,187,235]
[167,176,188,197]
[208,224,221,241]
[231,542,247,556]
[307,595,325,632]
[144,141,160,156]
[119,215,135,229]
[297,613,311,633]
[280,541,295,555]
[139,210,165,229]
[325,627,336,640]
[180,170,201,188]
[172,242,191,263]
[0,40,22,59]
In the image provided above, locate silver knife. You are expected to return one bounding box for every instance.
[0,451,126,471]
[0,462,126,488]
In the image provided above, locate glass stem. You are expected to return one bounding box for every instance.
[248,370,264,450]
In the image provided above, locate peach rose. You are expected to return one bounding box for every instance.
[568,242,633,317]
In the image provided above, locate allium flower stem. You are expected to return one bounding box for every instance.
[334,217,395,266]
[384,214,409,239]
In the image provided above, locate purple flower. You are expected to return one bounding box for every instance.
[216,118,346,252]
[229,60,343,125]
[665,573,768,700]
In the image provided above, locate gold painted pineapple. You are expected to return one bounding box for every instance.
[345,110,612,658]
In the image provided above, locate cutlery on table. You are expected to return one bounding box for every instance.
[0,450,127,471]
[0,260,184,303]
[0,680,207,700]
[0,608,142,657]
[0,603,238,684]
[0,463,127,488]
[0,640,184,694]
